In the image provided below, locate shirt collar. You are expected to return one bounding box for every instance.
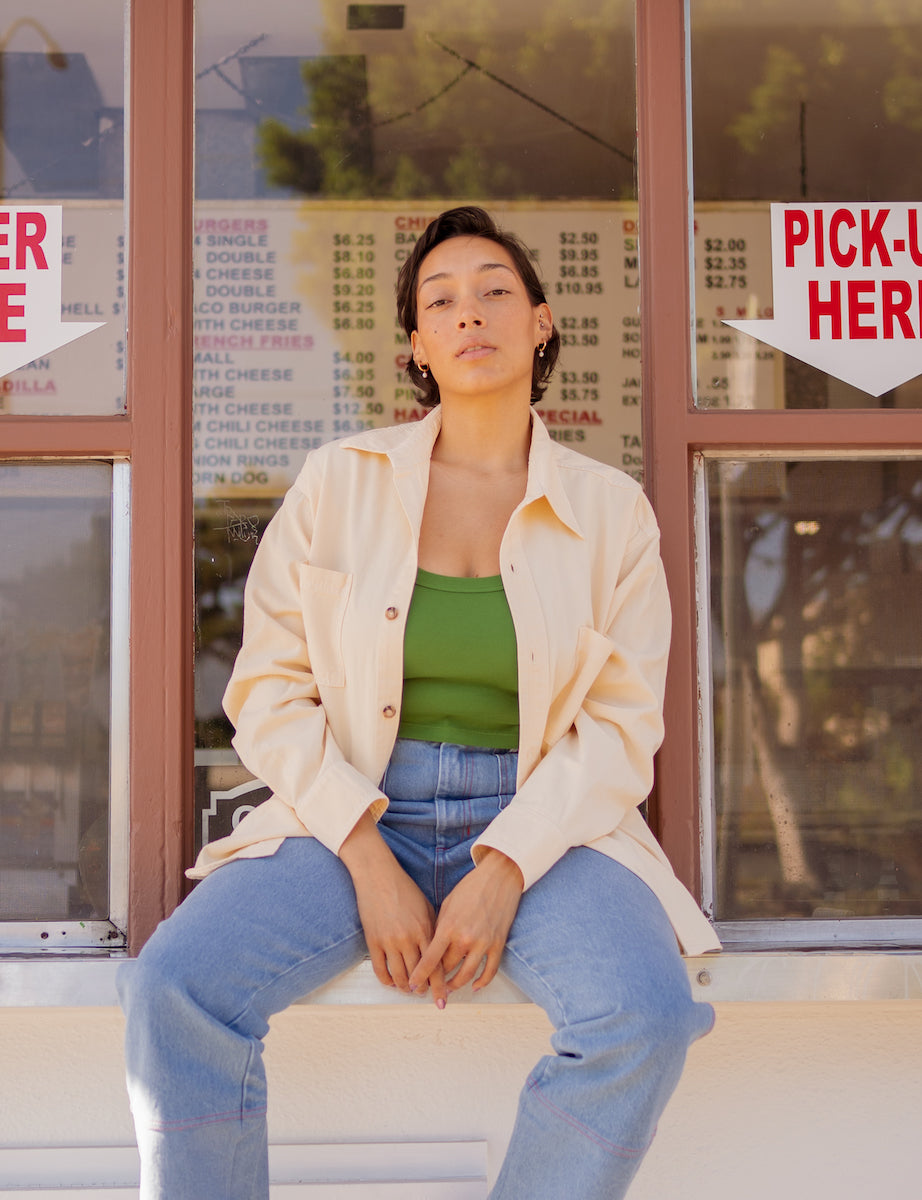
[523,412,584,539]
[341,406,584,538]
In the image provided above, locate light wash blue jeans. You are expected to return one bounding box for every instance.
[118,740,713,1200]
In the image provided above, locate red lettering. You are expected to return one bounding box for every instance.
[808,279,842,339]
[0,211,9,270]
[829,209,857,268]
[15,212,48,270]
[860,208,891,268]
[784,209,809,268]
[814,209,825,268]
[847,280,876,339]
[909,210,922,268]
[0,283,26,341]
[881,280,915,339]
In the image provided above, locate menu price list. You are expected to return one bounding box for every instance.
[0,203,782,432]
[693,207,777,409]
[192,204,646,498]
[1,204,126,416]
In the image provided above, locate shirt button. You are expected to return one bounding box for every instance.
[385,606,399,620]
[382,704,397,718]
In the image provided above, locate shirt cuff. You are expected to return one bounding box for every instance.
[299,758,389,855]
[471,804,571,891]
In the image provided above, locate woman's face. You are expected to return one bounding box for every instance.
[410,236,551,405]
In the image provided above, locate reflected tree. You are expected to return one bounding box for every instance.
[693,0,922,201]
[713,461,922,920]
[254,0,636,200]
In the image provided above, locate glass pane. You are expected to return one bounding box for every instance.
[192,0,641,838]
[0,463,112,920]
[707,458,922,922]
[690,0,922,410]
[0,3,126,415]
[193,0,639,487]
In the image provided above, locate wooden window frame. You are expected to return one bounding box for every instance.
[0,0,195,951]
[16,0,917,950]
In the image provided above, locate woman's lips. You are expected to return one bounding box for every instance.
[456,342,495,359]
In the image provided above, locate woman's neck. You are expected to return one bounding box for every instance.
[432,395,532,474]
[418,397,532,577]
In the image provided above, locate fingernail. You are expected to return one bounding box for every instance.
[409,984,418,992]
[436,998,446,1010]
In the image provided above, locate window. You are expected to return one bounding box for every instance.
[0,4,132,951]
[10,0,917,960]
[679,0,922,945]
[701,455,922,942]
[0,7,126,416]
[0,463,128,948]
[191,0,643,854]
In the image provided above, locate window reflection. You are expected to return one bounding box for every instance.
[0,463,112,921]
[692,0,922,204]
[708,458,922,921]
[194,497,280,752]
[690,0,922,410]
[192,0,643,845]
[196,0,636,201]
[0,3,126,415]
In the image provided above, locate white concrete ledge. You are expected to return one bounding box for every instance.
[0,1141,488,1195]
[4,951,922,1007]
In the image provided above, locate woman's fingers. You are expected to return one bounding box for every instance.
[385,950,413,992]
[427,960,448,1008]
[409,934,447,994]
[356,846,524,1006]
[347,845,441,993]
[368,943,395,988]
[369,930,429,992]
[471,945,504,992]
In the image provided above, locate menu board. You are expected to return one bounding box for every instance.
[192,202,646,496]
[1,200,781,447]
[0,203,125,416]
[693,205,778,409]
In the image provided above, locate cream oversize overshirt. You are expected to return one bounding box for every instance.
[189,407,721,956]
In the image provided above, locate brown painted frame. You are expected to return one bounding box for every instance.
[0,0,195,951]
[11,0,917,949]
[125,0,195,947]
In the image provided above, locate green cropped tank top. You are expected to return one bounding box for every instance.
[397,568,519,750]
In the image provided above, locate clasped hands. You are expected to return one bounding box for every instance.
[339,811,524,1009]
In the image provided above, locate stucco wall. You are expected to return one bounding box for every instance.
[2,1001,921,1196]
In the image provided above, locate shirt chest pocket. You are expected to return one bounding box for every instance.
[298,564,353,687]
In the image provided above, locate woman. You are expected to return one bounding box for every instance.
[119,206,719,1200]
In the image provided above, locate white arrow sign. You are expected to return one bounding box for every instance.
[0,205,104,377]
[724,202,922,397]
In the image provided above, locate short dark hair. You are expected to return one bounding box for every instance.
[395,206,560,407]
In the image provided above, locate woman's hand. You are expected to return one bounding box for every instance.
[339,812,445,997]
[409,849,524,1005]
